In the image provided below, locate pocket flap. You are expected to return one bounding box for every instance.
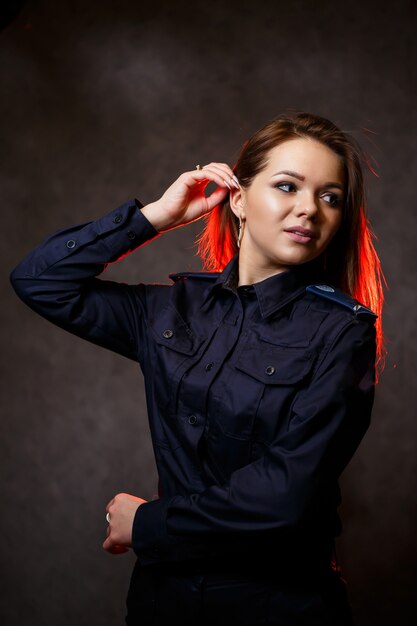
[150,306,203,355]
[235,345,314,384]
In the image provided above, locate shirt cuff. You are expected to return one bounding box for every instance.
[94,198,158,243]
[132,497,170,565]
[132,495,218,566]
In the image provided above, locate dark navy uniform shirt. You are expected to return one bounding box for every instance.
[10,199,377,574]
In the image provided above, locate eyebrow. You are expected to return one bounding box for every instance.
[271,170,344,191]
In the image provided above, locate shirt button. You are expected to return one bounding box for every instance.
[162,329,174,339]
[66,239,76,248]
[265,365,275,375]
[188,414,197,425]
[127,230,136,240]
[205,362,214,371]
[113,213,123,224]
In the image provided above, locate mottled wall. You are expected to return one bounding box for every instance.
[1,1,416,624]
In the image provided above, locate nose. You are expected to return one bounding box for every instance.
[295,192,319,219]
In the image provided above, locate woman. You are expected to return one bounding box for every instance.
[10,112,384,625]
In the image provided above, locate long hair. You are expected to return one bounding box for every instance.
[196,112,386,377]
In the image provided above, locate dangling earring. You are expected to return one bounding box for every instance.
[237,217,244,248]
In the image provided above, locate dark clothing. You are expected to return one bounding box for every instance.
[125,559,353,625]
[10,199,377,624]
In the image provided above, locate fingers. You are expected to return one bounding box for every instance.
[103,497,118,553]
[103,534,130,554]
[203,162,240,188]
[189,168,232,191]
[189,163,240,191]
[103,493,146,556]
[197,163,239,189]
[205,185,230,211]
[103,516,128,554]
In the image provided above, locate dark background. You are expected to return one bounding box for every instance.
[1,0,416,624]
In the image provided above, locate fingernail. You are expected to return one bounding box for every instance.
[225,180,231,189]
[231,178,239,189]
[233,175,240,186]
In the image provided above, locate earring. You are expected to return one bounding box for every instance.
[237,217,244,248]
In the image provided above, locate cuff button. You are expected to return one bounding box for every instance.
[127,230,136,240]
[113,214,123,224]
[66,239,76,249]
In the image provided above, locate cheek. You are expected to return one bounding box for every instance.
[244,202,276,236]
[246,192,288,228]
[324,211,343,239]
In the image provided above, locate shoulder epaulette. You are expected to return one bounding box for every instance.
[169,271,220,283]
[306,284,377,318]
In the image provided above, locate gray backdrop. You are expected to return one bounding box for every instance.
[1,1,416,624]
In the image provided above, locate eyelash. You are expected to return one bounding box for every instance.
[274,183,342,207]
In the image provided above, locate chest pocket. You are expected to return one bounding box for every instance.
[150,305,203,354]
[213,343,316,444]
[148,305,205,414]
[235,344,314,385]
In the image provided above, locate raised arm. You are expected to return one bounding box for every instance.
[9,200,160,361]
[9,164,237,361]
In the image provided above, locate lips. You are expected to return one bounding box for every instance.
[284,226,318,238]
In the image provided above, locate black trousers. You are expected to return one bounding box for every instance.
[125,558,353,626]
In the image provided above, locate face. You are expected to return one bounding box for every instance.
[231,137,345,282]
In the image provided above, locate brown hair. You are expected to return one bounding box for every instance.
[196,112,386,376]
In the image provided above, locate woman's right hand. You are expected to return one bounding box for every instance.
[140,163,240,233]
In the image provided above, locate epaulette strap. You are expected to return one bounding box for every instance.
[169,271,220,283]
[306,284,377,318]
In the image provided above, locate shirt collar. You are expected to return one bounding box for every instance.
[203,254,325,318]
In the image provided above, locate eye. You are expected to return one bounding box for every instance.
[274,182,297,193]
[321,192,342,207]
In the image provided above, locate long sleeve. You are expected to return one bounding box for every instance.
[9,199,159,361]
[132,316,376,564]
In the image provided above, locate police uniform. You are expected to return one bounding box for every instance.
[10,199,377,625]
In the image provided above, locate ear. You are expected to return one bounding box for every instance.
[229,186,246,220]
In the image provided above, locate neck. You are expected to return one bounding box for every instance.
[237,248,289,286]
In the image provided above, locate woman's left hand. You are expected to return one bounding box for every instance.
[103,493,147,554]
